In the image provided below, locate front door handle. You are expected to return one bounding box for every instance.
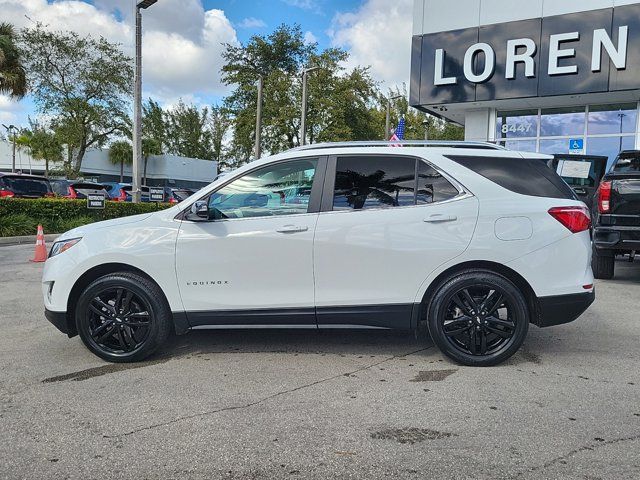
[276,225,309,233]
[424,214,457,223]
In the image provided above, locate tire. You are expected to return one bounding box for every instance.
[592,248,615,280]
[75,272,172,362]
[426,270,529,367]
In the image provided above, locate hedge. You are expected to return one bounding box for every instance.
[0,198,172,237]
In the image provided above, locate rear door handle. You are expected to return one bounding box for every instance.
[276,225,309,233]
[424,214,457,223]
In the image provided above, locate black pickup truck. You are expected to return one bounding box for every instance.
[592,150,640,279]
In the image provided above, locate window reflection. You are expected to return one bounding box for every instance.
[496,110,538,139]
[588,104,637,135]
[540,107,585,137]
[587,136,635,170]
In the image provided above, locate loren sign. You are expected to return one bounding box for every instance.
[434,27,627,85]
[410,6,640,106]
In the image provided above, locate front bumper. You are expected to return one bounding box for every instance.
[44,308,76,337]
[593,226,640,251]
[536,290,595,328]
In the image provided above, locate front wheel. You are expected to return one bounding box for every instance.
[75,272,172,362]
[427,270,529,367]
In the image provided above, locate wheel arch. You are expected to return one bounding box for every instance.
[65,263,177,337]
[417,260,541,330]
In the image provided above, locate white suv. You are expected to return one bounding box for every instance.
[42,142,595,366]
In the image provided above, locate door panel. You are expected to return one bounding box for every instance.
[313,196,479,320]
[175,157,323,322]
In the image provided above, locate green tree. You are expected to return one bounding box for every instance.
[0,23,27,99]
[20,25,133,174]
[16,121,63,176]
[142,98,166,152]
[108,140,132,183]
[209,105,232,166]
[164,100,213,159]
[142,137,162,186]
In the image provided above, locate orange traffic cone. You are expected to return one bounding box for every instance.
[30,225,47,263]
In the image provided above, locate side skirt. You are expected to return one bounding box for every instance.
[181,303,418,331]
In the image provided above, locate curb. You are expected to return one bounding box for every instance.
[0,234,60,247]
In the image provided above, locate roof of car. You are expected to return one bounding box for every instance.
[0,172,49,180]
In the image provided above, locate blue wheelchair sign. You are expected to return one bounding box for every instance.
[569,138,584,154]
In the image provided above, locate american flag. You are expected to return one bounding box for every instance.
[389,116,405,146]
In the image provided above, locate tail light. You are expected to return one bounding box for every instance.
[113,188,127,202]
[0,188,15,198]
[169,196,178,204]
[65,186,77,199]
[548,206,591,233]
[596,181,611,213]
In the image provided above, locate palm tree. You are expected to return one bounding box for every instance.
[0,23,27,99]
[142,138,162,186]
[108,140,133,183]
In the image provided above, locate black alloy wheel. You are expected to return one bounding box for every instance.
[427,270,529,366]
[86,287,152,354]
[76,272,172,362]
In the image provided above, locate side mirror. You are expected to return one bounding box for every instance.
[185,201,209,221]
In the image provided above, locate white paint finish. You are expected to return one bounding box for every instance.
[175,214,318,311]
[592,26,628,71]
[464,109,492,141]
[506,38,537,79]
[422,0,480,34]
[412,0,425,36]
[494,216,533,241]
[548,32,580,75]
[434,49,457,85]
[313,196,479,307]
[42,146,594,331]
[542,0,614,17]
[479,0,543,25]
[614,0,640,5]
[463,43,496,83]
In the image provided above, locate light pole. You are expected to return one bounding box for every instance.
[300,66,320,146]
[254,74,263,159]
[2,124,17,173]
[133,0,158,203]
[422,118,429,140]
[618,112,626,152]
[385,94,403,140]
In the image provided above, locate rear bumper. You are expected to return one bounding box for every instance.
[536,290,595,328]
[593,226,640,251]
[44,308,75,337]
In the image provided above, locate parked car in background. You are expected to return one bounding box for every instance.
[102,182,131,202]
[551,154,608,211]
[43,141,594,366]
[592,150,640,279]
[50,180,109,200]
[0,173,53,198]
[164,187,195,204]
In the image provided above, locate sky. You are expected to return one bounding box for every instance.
[0,0,413,129]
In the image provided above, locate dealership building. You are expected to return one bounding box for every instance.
[411,0,640,167]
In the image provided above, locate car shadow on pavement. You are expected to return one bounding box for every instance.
[162,329,434,360]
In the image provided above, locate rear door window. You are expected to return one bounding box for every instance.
[333,156,417,210]
[611,153,640,173]
[417,162,460,204]
[446,155,576,200]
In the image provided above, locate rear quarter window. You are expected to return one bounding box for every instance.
[446,155,576,200]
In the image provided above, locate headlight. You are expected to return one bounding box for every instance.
[49,237,82,258]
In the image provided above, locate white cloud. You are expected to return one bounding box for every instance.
[237,17,267,29]
[0,95,22,125]
[0,0,238,100]
[303,30,318,45]
[329,0,413,90]
[281,0,322,14]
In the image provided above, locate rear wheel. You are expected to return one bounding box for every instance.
[75,272,172,362]
[592,247,614,280]
[427,270,529,367]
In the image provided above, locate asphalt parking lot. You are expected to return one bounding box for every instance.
[1,243,639,480]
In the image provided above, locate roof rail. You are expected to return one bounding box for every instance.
[291,140,506,152]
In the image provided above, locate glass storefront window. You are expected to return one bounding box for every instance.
[540,107,585,137]
[539,138,581,155]
[499,139,537,152]
[496,110,538,139]
[587,136,636,170]
[588,104,637,135]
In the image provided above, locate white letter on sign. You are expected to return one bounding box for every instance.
[548,32,579,75]
[434,49,457,85]
[463,43,495,83]
[592,26,628,72]
[505,38,536,79]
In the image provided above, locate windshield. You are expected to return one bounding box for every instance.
[612,153,640,173]
[2,177,51,195]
